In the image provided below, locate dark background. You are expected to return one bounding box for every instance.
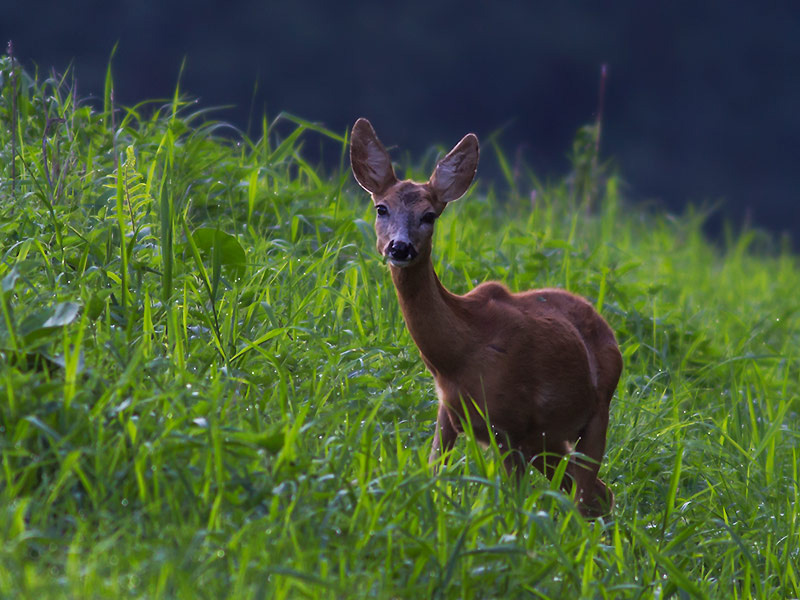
[3,1,799,241]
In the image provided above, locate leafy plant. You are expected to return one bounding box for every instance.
[0,59,798,599]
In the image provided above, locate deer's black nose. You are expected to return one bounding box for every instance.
[387,240,417,262]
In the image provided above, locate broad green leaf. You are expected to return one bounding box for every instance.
[42,302,80,328]
[191,227,247,279]
[20,302,81,346]
[2,267,19,294]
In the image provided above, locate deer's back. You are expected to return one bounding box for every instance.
[516,287,622,406]
[462,283,619,369]
[433,283,621,442]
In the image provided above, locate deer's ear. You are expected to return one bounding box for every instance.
[350,118,397,195]
[429,133,479,203]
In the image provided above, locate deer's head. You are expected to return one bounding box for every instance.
[350,118,479,267]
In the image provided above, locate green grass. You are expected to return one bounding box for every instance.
[1,57,799,599]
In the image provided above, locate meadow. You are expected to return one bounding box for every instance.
[0,58,798,599]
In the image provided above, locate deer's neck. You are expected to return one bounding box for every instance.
[390,258,469,375]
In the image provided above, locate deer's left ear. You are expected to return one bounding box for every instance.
[350,118,398,196]
[429,133,479,203]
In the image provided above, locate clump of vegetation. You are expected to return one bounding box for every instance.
[1,55,798,599]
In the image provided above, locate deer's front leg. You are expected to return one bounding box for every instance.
[429,402,457,468]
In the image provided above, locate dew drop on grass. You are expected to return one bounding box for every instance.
[121,498,128,507]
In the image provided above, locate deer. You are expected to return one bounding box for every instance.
[349,118,622,517]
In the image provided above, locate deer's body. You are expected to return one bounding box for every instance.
[350,118,622,517]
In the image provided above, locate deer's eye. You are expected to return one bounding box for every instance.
[376,205,388,217]
[420,212,437,225]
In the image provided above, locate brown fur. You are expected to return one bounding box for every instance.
[350,118,622,517]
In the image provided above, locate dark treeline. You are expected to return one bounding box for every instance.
[3,1,799,241]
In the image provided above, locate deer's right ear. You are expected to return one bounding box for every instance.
[350,118,397,195]
[429,133,479,204]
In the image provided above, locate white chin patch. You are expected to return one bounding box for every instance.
[386,257,413,268]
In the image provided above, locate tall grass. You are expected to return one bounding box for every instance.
[0,58,798,599]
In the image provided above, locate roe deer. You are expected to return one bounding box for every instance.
[350,118,622,517]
